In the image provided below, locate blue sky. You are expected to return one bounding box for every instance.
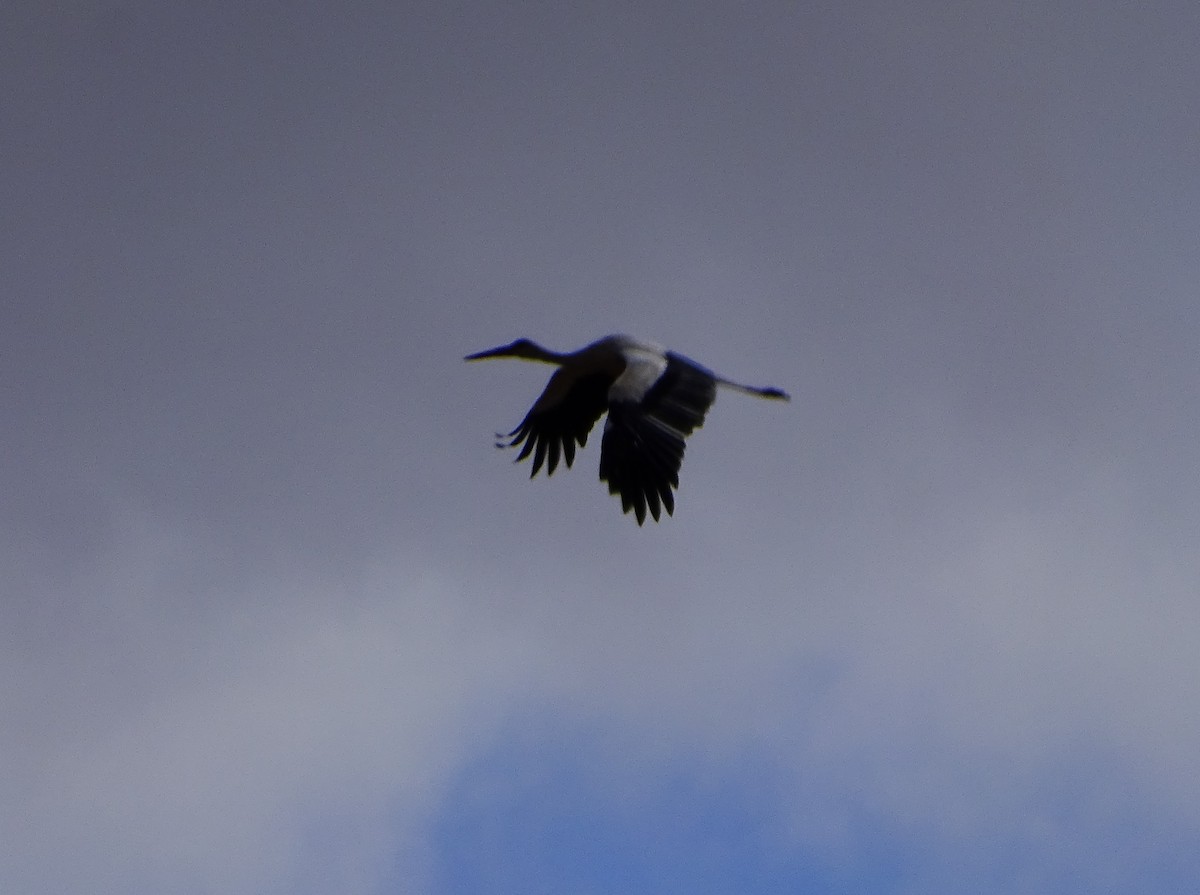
[4,2,1199,893]
[427,718,1200,894]
[429,715,907,894]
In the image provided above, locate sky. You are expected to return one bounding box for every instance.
[4,1,1199,892]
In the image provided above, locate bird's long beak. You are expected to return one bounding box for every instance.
[464,344,510,361]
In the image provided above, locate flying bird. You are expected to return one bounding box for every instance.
[465,334,789,524]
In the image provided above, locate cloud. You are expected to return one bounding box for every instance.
[4,394,1197,895]
[0,503,542,895]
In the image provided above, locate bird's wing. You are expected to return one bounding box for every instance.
[500,370,612,477]
[599,352,717,524]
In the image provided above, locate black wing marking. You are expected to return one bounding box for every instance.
[598,353,717,524]
[499,372,612,477]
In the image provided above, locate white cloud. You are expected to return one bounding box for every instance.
[0,506,542,895]
[4,422,1197,895]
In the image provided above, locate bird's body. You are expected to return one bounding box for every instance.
[465,334,789,524]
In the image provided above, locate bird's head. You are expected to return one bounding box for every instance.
[464,338,551,362]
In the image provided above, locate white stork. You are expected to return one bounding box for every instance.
[464,334,789,524]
